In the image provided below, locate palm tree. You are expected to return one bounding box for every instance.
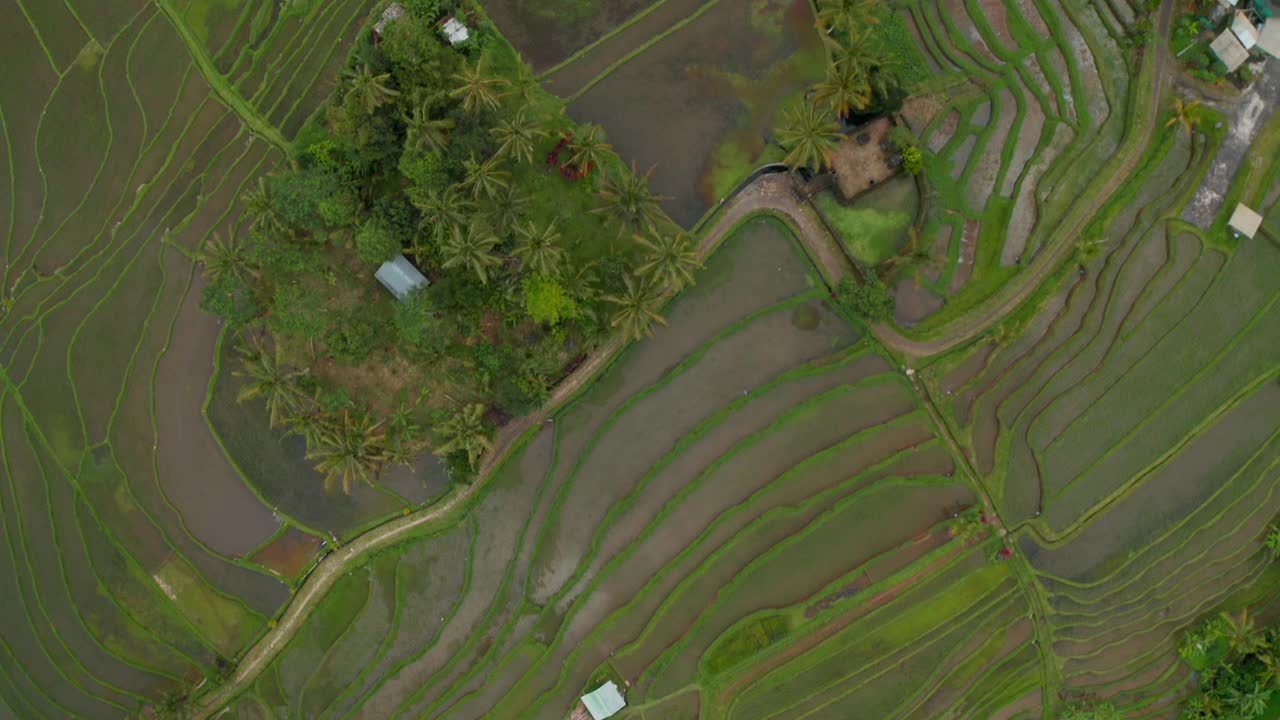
[485,186,528,236]
[234,337,305,428]
[405,100,454,155]
[307,411,388,494]
[815,48,873,118]
[461,154,511,202]
[603,273,667,341]
[816,0,880,37]
[633,231,701,290]
[344,63,400,115]
[592,162,666,238]
[243,177,285,237]
[283,392,327,449]
[1260,653,1280,689]
[566,123,611,175]
[1228,682,1272,718]
[440,221,502,284]
[412,186,473,252]
[1219,608,1264,656]
[199,230,249,284]
[777,99,841,172]
[512,220,566,277]
[450,60,508,114]
[1167,97,1201,134]
[491,108,546,164]
[1266,524,1280,556]
[432,403,493,470]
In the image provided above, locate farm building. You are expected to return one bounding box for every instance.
[440,16,470,45]
[373,2,406,36]
[579,681,626,720]
[1261,18,1280,56]
[1232,11,1260,48]
[375,254,429,300]
[1228,202,1264,238]
[1210,28,1251,71]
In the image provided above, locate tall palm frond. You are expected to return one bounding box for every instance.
[633,231,701,290]
[602,273,667,341]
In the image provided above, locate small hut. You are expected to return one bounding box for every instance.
[1228,203,1263,238]
[579,682,626,720]
[1232,10,1260,48]
[1210,28,1250,71]
[440,15,470,45]
[373,2,407,37]
[1259,18,1280,56]
[375,254,428,301]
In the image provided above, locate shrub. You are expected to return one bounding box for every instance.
[356,220,402,265]
[835,276,895,322]
[901,146,924,175]
[523,274,577,325]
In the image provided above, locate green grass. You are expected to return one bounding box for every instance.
[812,186,916,266]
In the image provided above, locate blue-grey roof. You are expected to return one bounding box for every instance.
[375,254,428,301]
[581,682,625,720]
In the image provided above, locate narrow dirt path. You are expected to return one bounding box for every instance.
[188,5,1175,714]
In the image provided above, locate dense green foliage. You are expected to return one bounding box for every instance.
[1178,610,1280,719]
[199,2,693,486]
[835,276,895,321]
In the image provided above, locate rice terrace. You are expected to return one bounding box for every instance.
[1,0,1279,717]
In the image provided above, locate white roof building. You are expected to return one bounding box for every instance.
[1228,203,1263,238]
[441,16,470,45]
[580,681,626,720]
[374,2,406,36]
[1259,18,1280,57]
[1210,29,1250,72]
[1231,11,1259,49]
[375,254,428,300]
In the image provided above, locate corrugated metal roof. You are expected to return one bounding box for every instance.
[1229,203,1263,238]
[1232,11,1259,49]
[580,682,626,720]
[1210,29,1249,71]
[375,254,428,301]
[441,16,470,45]
[1260,18,1280,56]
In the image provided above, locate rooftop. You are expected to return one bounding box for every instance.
[441,16,470,45]
[580,681,626,720]
[1210,29,1250,72]
[1232,11,1259,49]
[1228,203,1264,238]
[1260,18,1280,56]
[375,254,429,301]
[374,2,407,36]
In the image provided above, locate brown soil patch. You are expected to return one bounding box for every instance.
[979,0,1019,52]
[250,527,323,578]
[927,110,960,153]
[894,276,945,327]
[1001,92,1046,197]
[948,220,979,294]
[832,117,900,200]
[901,94,946,134]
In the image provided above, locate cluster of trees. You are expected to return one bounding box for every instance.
[834,276,895,322]
[1178,608,1280,719]
[775,0,905,172]
[200,1,700,489]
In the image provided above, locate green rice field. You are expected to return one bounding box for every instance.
[2,0,1279,718]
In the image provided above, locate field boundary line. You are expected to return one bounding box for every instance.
[154,0,288,153]
[538,0,677,79]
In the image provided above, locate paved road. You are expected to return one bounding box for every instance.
[187,3,1177,714]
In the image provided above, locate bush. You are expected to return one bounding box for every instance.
[901,146,923,175]
[835,276,895,321]
[356,220,403,265]
[522,274,577,325]
[199,274,261,325]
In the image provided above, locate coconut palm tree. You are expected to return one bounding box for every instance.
[1219,608,1264,657]
[461,154,511,202]
[566,123,611,175]
[344,63,400,115]
[412,186,473,252]
[1227,683,1272,719]
[405,100,454,155]
[234,337,305,428]
[603,273,667,341]
[592,162,666,238]
[283,391,327,448]
[307,411,388,494]
[450,60,508,114]
[440,221,503,284]
[199,230,250,284]
[633,231,701,290]
[815,48,873,118]
[1167,97,1201,134]
[816,0,880,37]
[491,108,546,165]
[485,186,529,236]
[777,99,841,172]
[432,403,493,470]
[243,177,286,237]
[512,220,566,277]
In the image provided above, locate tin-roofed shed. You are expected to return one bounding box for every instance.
[1260,18,1280,56]
[1228,203,1263,238]
[1210,29,1250,72]
[376,254,428,300]
[580,681,626,720]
